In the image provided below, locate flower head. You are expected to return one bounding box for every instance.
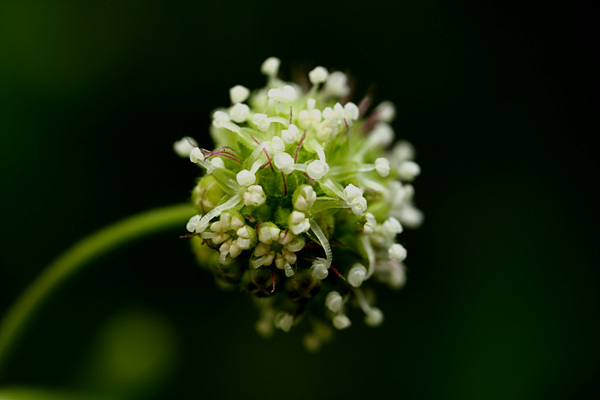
[177,58,422,351]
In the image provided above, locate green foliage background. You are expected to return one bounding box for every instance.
[0,1,597,399]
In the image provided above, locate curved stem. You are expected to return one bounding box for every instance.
[0,203,195,378]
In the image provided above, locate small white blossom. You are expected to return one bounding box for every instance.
[190,147,204,164]
[344,184,367,215]
[389,243,407,262]
[274,152,295,174]
[281,124,299,144]
[173,137,198,158]
[375,101,396,122]
[212,110,231,128]
[324,71,350,98]
[370,122,394,147]
[382,217,403,237]
[309,66,329,85]
[258,223,281,245]
[274,312,294,332]
[325,291,343,313]
[261,57,281,77]
[244,185,266,206]
[398,161,421,181]
[268,136,286,155]
[229,103,250,123]
[344,102,360,121]
[293,185,317,211]
[289,211,310,235]
[363,212,377,234]
[252,113,270,131]
[364,308,384,327]
[236,169,256,186]
[348,263,367,287]
[210,157,224,169]
[307,160,329,180]
[298,108,322,129]
[375,157,390,177]
[332,314,351,330]
[268,85,296,103]
[310,258,329,279]
[230,85,250,104]
[186,215,202,233]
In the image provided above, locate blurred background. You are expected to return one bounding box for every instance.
[0,0,597,399]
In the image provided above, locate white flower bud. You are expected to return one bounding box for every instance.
[229,103,250,123]
[344,102,359,121]
[289,211,310,234]
[281,124,299,144]
[236,169,256,186]
[370,122,394,147]
[274,152,295,174]
[258,223,281,245]
[325,71,350,98]
[229,85,250,104]
[244,185,266,206]
[268,85,296,103]
[375,101,396,122]
[310,258,329,279]
[210,157,224,169]
[363,212,377,234]
[375,157,390,177]
[261,57,280,77]
[212,110,230,128]
[307,160,329,180]
[398,161,421,181]
[269,136,285,154]
[332,314,351,330]
[173,137,198,158]
[190,147,204,164]
[325,291,343,313]
[274,312,294,332]
[364,308,384,327]
[389,243,407,262]
[309,66,329,85]
[252,113,270,131]
[186,215,201,233]
[382,217,403,237]
[348,263,367,287]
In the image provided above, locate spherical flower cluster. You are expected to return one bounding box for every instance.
[174,58,422,351]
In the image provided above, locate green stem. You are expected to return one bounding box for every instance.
[0,203,195,378]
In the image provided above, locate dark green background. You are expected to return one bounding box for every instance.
[1,1,597,399]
